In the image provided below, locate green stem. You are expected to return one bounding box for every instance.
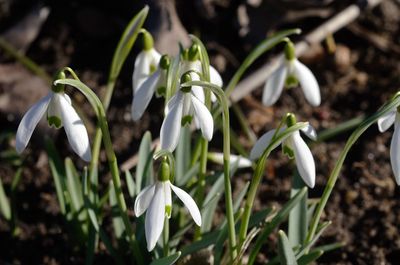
[163,217,170,257]
[305,93,400,245]
[194,138,208,240]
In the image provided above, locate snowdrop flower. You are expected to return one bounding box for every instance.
[377,107,400,185]
[179,44,222,103]
[16,76,91,162]
[160,74,213,152]
[262,40,321,107]
[134,161,201,251]
[132,30,161,94]
[250,114,317,188]
[208,152,252,168]
[131,54,169,121]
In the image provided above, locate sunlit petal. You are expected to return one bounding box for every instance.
[132,70,161,121]
[59,94,91,162]
[300,123,317,141]
[191,94,213,141]
[133,51,151,94]
[170,184,201,226]
[145,182,165,251]
[134,184,156,217]
[250,128,286,160]
[160,92,184,152]
[164,182,172,218]
[209,152,252,168]
[210,65,223,87]
[291,131,316,188]
[262,63,287,106]
[390,114,400,185]
[16,93,52,153]
[377,110,396,132]
[293,60,321,107]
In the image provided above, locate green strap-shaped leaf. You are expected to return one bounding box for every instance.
[150,252,181,265]
[0,177,11,220]
[278,230,298,265]
[109,181,125,239]
[109,6,149,82]
[65,158,84,213]
[297,250,323,265]
[125,170,135,199]
[136,131,153,193]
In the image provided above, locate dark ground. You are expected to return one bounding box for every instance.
[1,0,400,264]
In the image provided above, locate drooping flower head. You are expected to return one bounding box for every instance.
[160,73,214,152]
[131,54,169,121]
[132,30,161,95]
[377,107,400,185]
[262,40,321,107]
[134,160,202,251]
[250,113,317,188]
[16,71,91,162]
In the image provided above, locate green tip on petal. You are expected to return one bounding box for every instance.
[159,54,170,70]
[141,29,154,51]
[52,71,66,93]
[285,75,299,88]
[156,86,166,97]
[180,73,192,93]
[165,205,172,218]
[284,40,296,61]
[158,160,171,182]
[181,115,193,126]
[285,113,297,127]
[283,144,295,159]
[47,116,62,129]
[188,43,200,61]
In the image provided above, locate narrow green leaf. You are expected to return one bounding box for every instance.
[297,250,323,265]
[288,170,308,246]
[201,172,224,232]
[136,131,153,193]
[125,170,136,198]
[150,251,181,265]
[248,187,307,265]
[278,230,298,265]
[233,181,250,212]
[295,221,331,259]
[46,139,67,214]
[175,126,191,184]
[83,169,99,232]
[65,158,84,213]
[109,6,148,81]
[0,177,11,220]
[109,181,125,239]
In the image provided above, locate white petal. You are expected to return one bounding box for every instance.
[191,85,205,104]
[145,182,165,251]
[164,93,179,115]
[59,94,91,162]
[170,184,201,226]
[134,184,156,217]
[191,94,213,141]
[209,152,252,168]
[16,93,52,153]
[149,48,161,66]
[378,110,396,132]
[131,70,161,121]
[47,95,63,127]
[262,64,287,106]
[250,128,286,160]
[160,92,184,152]
[293,60,321,107]
[133,51,151,94]
[291,132,316,188]
[164,182,172,218]
[300,123,317,141]
[390,114,400,185]
[210,65,223,87]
